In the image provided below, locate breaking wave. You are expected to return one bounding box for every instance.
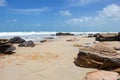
[0,32,57,36]
[0,31,117,37]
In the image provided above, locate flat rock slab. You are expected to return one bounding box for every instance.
[84,70,120,80]
[74,45,120,69]
[95,33,120,41]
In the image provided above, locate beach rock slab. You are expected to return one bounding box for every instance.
[95,33,120,41]
[0,39,16,53]
[45,37,54,39]
[87,34,94,37]
[10,36,25,43]
[114,47,120,50]
[74,45,120,69]
[56,32,74,36]
[84,70,120,80]
[73,43,82,47]
[18,40,35,47]
[40,39,52,43]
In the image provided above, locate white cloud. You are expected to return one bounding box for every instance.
[0,0,7,7]
[66,4,120,27]
[34,23,42,26]
[12,19,16,22]
[8,19,17,23]
[25,23,42,27]
[60,10,71,16]
[99,4,120,18]
[11,7,48,14]
[68,0,100,6]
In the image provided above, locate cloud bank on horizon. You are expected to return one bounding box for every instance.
[0,0,120,32]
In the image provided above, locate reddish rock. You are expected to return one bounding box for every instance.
[95,33,120,41]
[84,70,120,80]
[74,45,120,69]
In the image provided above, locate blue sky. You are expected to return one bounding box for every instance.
[0,0,120,32]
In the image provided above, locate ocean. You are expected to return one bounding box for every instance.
[0,31,117,42]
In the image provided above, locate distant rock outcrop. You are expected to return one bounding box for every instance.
[0,39,16,53]
[18,40,35,47]
[56,32,74,36]
[74,45,120,69]
[40,39,48,43]
[10,36,25,43]
[95,33,120,41]
[87,34,94,37]
[84,70,120,80]
[45,37,54,39]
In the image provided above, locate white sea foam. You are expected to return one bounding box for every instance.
[0,31,118,37]
[0,31,118,42]
[0,32,57,36]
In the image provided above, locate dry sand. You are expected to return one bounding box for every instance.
[0,36,97,80]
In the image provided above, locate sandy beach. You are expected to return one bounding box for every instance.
[0,36,97,80]
[0,0,119,79]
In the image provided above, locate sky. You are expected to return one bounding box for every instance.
[0,0,120,32]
